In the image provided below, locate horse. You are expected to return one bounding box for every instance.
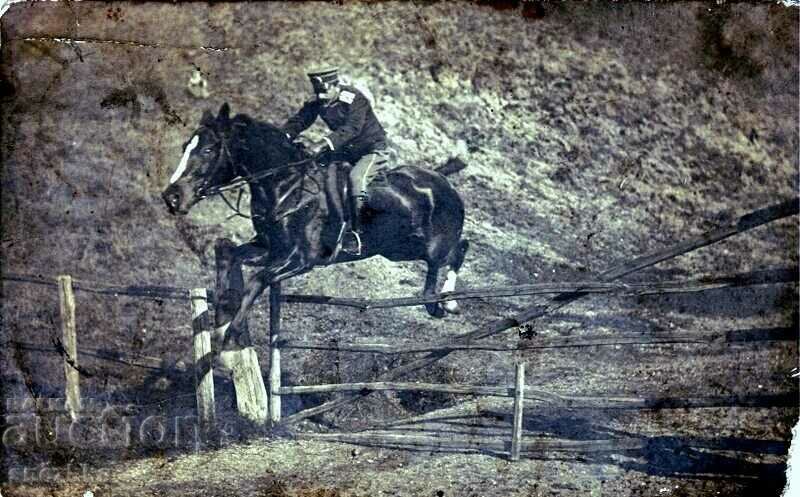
[162,103,469,344]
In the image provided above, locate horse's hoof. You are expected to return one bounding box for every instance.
[426,304,446,319]
[443,301,461,314]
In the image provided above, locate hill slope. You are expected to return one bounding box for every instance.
[1,3,797,496]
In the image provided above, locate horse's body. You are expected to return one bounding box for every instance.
[162,104,468,343]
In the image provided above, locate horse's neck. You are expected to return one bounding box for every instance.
[249,170,305,215]
[231,123,308,217]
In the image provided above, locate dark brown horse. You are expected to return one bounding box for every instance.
[162,103,468,341]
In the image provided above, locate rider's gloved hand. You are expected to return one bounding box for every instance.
[309,139,332,157]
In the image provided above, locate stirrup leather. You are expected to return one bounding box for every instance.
[327,222,347,262]
[335,222,347,247]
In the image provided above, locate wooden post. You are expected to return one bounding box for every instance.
[510,362,525,461]
[221,347,269,424]
[269,282,282,423]
[57,275,80,420]
[191,288,215,431]
[214,239,268,425]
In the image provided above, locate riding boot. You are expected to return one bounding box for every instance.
[342,191,367,255]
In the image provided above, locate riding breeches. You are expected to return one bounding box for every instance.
[350,149,389,197]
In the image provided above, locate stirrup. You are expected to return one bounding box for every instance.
[331,223,362,258]
[343,230,362,256]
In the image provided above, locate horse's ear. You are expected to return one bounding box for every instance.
[200,109,214,125]
[218,103,231,125]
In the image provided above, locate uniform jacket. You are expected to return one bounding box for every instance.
[282,85,386,160]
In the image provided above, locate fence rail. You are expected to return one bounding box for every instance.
[279,266,797,309]
[6,265,794,311]
[279,379,558,401]
[2,341,167,371]
[276,326,796,354]
[294,432,647,453]
[4,272,197,301]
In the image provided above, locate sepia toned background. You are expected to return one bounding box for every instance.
[1,2,798,496]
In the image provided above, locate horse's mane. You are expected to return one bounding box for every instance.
[229,113,306,170]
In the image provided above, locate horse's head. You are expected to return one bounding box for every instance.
[162,103,239,215]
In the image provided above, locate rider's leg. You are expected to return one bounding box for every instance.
[344,151,384,253]
[325,162,346,224]
[349,153,379,223]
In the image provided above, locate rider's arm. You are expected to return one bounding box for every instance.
[325,90,368,151]
[282,100,320,139]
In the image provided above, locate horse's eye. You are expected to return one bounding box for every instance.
[202,147,214,156]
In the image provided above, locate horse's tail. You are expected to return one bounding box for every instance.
[435,157,468,177]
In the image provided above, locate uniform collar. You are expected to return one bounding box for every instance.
[320,96,340,108]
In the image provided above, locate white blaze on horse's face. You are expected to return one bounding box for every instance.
[170,135,199,184]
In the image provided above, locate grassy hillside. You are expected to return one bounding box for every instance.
[1,2,797,496]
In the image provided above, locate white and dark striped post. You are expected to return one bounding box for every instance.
[191,288,216,431]
[269,282,282,423]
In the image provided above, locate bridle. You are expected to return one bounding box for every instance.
[191,126,318,220]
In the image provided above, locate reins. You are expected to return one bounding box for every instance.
[196,131,318,220]
[201,156,316,198]
[219,188,249,220]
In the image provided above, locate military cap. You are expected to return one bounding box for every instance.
[307,66,340,91]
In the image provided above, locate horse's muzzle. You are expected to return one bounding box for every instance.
[162,185,184,215]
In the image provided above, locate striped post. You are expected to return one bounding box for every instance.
[191,288,215,431]
[269,282,282,423]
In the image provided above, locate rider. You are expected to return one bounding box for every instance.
[282,66,388,256]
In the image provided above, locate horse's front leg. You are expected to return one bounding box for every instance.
[220,248,310,349]
[223,270,269,347]
[213,239,269,347]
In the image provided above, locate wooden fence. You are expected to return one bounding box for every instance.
[3,198,797,460]
[195,198,798,459]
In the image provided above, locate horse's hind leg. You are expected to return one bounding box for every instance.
[423,261,446,318]
[441,239,469,314]
[423,236,468,318]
